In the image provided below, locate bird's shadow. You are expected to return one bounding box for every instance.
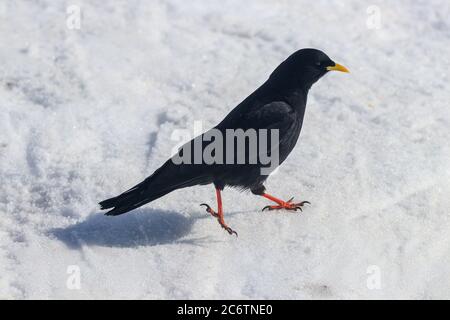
[49,208,210,249]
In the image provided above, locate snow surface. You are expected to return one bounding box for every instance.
[1,0,449,299]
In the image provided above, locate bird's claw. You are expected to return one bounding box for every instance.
[201,203,237,236]
[262,198,310,212]
[200,203,218,217]
[221,225,238,237]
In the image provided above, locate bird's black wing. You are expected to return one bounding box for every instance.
[241,101,296,131]
[217,100,298,150]
[211,101,301,187]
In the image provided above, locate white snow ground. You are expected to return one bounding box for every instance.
[0,0,449,299]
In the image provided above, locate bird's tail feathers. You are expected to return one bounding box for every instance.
[99,174,173,216]
[99,161,207,216]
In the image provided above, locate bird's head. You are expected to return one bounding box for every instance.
[270,48,349,91]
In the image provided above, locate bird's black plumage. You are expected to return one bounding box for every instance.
[99,48,348,221]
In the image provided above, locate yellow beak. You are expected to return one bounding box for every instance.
[326,63,349,73]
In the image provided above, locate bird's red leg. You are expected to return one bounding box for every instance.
[200,189,238,236]
[261,193,310,212]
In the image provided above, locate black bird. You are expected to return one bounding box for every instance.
[99,48,349,236]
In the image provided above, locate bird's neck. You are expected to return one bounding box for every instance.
[261,76,309,108]
[285,88,309,107]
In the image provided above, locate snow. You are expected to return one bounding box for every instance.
[1,0,449,299]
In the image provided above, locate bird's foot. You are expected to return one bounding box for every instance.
[200,203,219,218]
[219,221,238,236]
[200,204,238,236]
[262,197,310,212]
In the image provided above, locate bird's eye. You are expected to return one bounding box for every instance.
[315,61,322,66]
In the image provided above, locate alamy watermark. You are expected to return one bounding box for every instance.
[366,265,381,290]
[66,265,81,290]
[66,5,81,30]
[170,121,280,175]
[366,5,382,30]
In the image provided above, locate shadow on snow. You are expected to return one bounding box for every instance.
[49,208,208,248]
